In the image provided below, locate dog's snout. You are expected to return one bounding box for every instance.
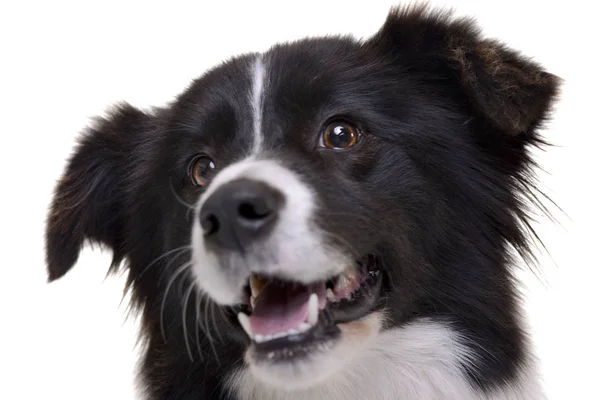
[199,179,284,250]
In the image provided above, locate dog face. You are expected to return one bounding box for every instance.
[46,6,559,395]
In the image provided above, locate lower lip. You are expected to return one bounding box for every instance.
[251,314,341,362]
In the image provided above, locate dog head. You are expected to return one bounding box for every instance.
[46,5,559,392]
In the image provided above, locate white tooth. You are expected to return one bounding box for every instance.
[308,293,319,326]
[334,267,360,295]
[250,296,256,309]
[237,313,253,338]
[326,288,335,302]
[268,352,275,359]
[265,334,273,341]
[274,331,286,339]
[299,322,311,332]
[250,275,264,298]
[254,334,265,343]
[335,274,349,292]
[288,328,298,336]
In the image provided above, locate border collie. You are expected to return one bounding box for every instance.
[45,4,560,399]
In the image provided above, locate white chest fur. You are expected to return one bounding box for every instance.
[227,320,543,400]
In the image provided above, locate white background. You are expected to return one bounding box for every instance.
[0,1,598,399]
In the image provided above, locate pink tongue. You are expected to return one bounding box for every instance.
[249,281,326,336]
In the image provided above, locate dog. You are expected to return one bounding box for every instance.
[45,4,560,399]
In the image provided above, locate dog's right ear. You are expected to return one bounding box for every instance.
[369,4,561,137]
[46,104,152,281]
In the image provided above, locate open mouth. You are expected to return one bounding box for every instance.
[237,254,382,361]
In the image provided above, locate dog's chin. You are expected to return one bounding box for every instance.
[245,313,384,391]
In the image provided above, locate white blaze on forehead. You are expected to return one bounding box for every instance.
[251,55,266,154]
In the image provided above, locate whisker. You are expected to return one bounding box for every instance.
[209,301,224,344]
[169,178,196,220]
[136,246,191,281]
[202,294,216,351]
[200,292,221,364]
[216,306,230,344]
[194,289,204,360]
[165,254,192,298]
[177,265,191,299]
[181,278,196,362]
[160,262,192,343]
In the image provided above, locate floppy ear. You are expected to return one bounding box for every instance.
[370,5,561,136]
[46,104,151,281]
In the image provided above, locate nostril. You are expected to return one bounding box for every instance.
[238,200,271,220]
[201,214,220,235]
[199,179,284,250]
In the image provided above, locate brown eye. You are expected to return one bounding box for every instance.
[321,121,360,150]
[190,155,216,187]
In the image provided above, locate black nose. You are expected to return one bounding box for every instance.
[199,179,284,251]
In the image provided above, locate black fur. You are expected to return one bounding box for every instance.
[46,5,559,399]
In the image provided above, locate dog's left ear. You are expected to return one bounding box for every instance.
[369,5,561,136]
[45,104,152,281]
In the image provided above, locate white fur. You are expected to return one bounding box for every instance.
[190,215,233,304]
[191,158,352,305]
[250,55,265,154]
[227,318,544,400]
